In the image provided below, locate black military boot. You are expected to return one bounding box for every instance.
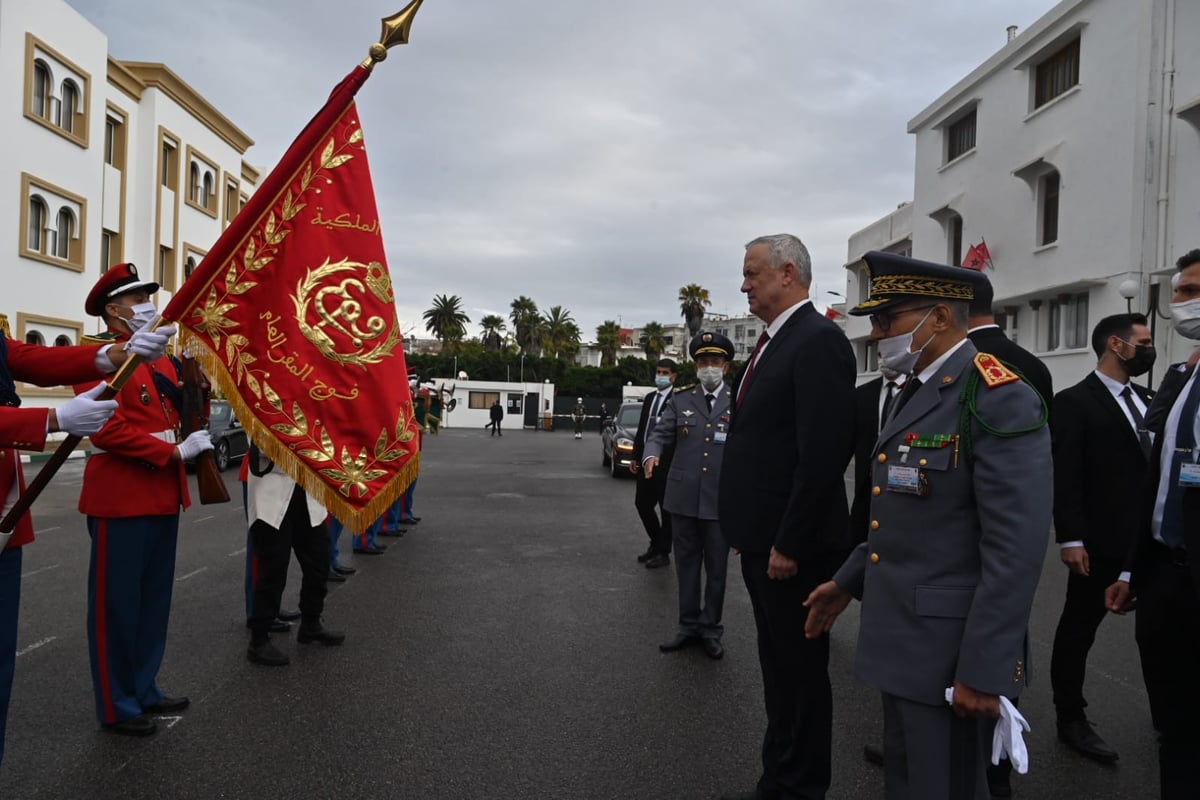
[247,634,290,666]
[297,617,346,646]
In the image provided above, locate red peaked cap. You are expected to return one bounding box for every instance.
[85,263,160,317]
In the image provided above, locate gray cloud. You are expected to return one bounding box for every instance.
[70,0,1053,338]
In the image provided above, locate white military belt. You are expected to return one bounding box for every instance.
[90,428,178,454]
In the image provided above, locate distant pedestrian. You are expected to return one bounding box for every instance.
[598,403,609,434]
[572,398,586,439]
[489,399,504,436]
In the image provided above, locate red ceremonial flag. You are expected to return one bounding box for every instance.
[824,307,843,320]
[161,65,419,533]
[962,239,993,271]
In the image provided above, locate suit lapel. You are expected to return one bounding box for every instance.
[1084,373,1142,451]
[753,303,810,375]
[877,342,977,453]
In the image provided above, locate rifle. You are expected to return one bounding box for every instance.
[179,353,230,504]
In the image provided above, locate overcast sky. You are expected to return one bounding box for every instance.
[70,0,1057,341]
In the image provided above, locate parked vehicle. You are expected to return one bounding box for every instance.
[192,399,249,472]
[601,402,642,478]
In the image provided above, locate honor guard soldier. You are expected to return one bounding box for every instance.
[76,264,211,737]
[0,301,172,763]
[805,251,1051,800]
[644,332,734,659]
[572,398,586,439]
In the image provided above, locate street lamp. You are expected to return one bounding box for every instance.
[1117,276,1165,384]
[1118,279,1140,313]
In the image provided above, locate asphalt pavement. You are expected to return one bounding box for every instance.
[0,428,1162,799]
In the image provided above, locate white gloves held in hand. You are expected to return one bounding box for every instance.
[56,384,119,437]
[176,429,214,461]
[127,324,178,362]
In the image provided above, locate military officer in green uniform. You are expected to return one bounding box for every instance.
[804,251,1051,800]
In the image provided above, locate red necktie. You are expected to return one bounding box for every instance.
[735,331,771,409]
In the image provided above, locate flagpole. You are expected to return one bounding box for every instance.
[361,0,426,70]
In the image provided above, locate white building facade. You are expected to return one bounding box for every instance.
[849,0,1200,390]
[1,0,257,412]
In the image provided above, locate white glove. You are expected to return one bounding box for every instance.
[127,324,178,362]
[176,429,214,461]
[944,688,1031,774]
[56,384,118,437]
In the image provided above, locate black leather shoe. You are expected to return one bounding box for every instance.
[332,565,357,575]
[987,758,1012,797]
[399,517,420,525]
[277,608,302,622]
[659,634,697,652]
[297,623,346,646]
[1058,718,1118,763]
[353,546,385,555]
[245,618,292,633]
[377,528,405,538]
[326,570,347,583]
[702,638,724,660]
[104,715,157,737]
[637,546,657,563]
[247,639,290,666]
[143,696,189,714]
[863,743,885,767]
[644,553,670,569]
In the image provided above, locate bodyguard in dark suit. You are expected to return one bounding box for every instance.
[630,359,678,568]
[806,252,1051,800]
[966,273,1053,406]
[1107,250,1200,800]
[645,332,735,659]
[717,234,857,800]
[1050,314,1155,764]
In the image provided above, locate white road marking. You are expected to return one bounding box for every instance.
[16,636,56,657]
[158,715,183,729]
[20,564,60,579]
[36,526,61,533]
[175,567,208,583]
[192,515,215,524]
[228,547,247,557]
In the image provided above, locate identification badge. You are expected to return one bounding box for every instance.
[887,465,922,494]
[714,431,727,443]
[1180,462,1200,488]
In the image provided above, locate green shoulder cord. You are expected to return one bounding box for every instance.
[956,361,1049,466]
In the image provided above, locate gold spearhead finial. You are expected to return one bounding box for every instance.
[362,0,426,69]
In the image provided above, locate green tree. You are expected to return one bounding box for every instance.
[540,305,580,359]
[479,314,507,352]
[509,296,540,354]
[640,320,667,362]
[422,294,471,351]
[678,283,712,348]
[595,320,622,366]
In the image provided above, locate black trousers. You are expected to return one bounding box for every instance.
[634,473,671,554]
[1135,545,1200,800]
[741,551,839,800]
[249,486,330,636]
[1050,553,1123,720]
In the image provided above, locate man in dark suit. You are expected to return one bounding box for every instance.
[1107,250,1200,800]
[1050,314,1155,765]
[850,368,905,546]
[717,234,857,800]
[966,272,1053,406]
[630,358,678,569]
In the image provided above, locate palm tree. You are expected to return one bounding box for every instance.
[640,321,667,362]
[423,294,471,351]
[678,283,712,349]
[479,314,507,352]
[596,320,622,366]
[540,305,579,359]
[509,296,540,354]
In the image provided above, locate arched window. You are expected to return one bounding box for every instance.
[27,196,48,252]
[54,335,72,347]
[189,162,200,203]
[55,208,74,260]
[32,61,51,119]
[60,79,79,132]
[202,171,215,208]
[25,331,44,346]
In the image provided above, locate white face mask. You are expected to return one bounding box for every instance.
[876,307,936,376]
[697,366,725,391]
[1169,297,1200,340]
[116,302,158,334]
[878,363,904,381]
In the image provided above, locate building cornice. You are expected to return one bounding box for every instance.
[106,57,144,101]
[240,160,261,186]
[116,60,255,154]
[907,0,1093,133]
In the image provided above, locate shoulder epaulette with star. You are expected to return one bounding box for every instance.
[973,352,1020,388]
[673,383,695,393]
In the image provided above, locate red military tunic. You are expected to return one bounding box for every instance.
[2,339,106,549]
[74,332,189,517]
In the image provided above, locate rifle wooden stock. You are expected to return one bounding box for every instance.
[180,355,230,505]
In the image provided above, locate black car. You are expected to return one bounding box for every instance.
[201,399,249,472]
[600,402,643,478]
